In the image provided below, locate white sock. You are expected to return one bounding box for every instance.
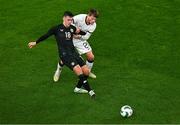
[86,60,94,71]
[57,62,61,71]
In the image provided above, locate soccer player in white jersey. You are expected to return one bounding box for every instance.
[54,9,99,83]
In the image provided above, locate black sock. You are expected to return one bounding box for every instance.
[87,59,94,63]
[76,74,84,88]
[76,80,82,88]
[76,74,91,92]
[81,75,91,92]
[83,82,91,92]
[84,75,89,79]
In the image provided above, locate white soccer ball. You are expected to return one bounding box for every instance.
[120,105,133,117]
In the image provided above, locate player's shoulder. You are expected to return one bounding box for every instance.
[49,24,61,32]
[50,24,62,30]
[57,24,68,30]
[75,14,87,17]
[74,14,87,20]
[58,24,64,28]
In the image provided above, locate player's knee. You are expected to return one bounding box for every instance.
[82,65,90,76]
[83,68,90,76]
[87,52,94,61]
[73,65,83,76]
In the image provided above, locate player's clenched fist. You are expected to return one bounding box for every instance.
[28,42,36,48]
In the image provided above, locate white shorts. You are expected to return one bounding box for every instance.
[73,40,92,55]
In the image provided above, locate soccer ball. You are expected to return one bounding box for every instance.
[120,105,133,117]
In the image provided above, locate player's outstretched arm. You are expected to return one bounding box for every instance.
[28,26,57,49]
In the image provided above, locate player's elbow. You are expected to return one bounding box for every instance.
[81,36,90,41]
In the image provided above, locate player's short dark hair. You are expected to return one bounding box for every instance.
[63,11,74,17]
[88,9,99,18]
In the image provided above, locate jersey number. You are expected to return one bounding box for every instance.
[65,32,71,39]
[83,42,90,49]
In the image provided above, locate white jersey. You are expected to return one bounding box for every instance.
[72,14,96,55]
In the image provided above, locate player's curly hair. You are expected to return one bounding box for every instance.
[88,9,99,18]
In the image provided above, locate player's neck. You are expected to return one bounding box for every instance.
[63,22,70,28]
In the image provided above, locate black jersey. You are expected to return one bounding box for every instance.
[36,24,80,56]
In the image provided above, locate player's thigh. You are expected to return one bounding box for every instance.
[75,56,86,67]
[61,55,83,76]
[61,56,78,71]
[74,41,92,55]
[75,56,89,75]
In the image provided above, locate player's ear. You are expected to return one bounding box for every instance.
[63,16,65,21]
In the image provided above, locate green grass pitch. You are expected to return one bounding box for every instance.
[0,0,180,123]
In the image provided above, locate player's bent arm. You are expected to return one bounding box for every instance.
[80,24,96,41]
[80,32,92,41]
[75,28,86,35]
[73,35,81,39]
[73,30,87,39]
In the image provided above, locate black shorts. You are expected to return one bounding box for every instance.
[60,54,85,70]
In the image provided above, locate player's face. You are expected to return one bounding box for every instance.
[88,15,96,25]
[63,16,73,27]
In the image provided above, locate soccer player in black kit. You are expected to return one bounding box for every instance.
[28,11,95,98]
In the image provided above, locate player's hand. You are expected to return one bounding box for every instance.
[73,35,81,39]
[28,42,36,49]
[76,27,81,33]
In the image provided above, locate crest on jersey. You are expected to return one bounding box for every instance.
[70,28,74,33]
[60,29,64,32]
